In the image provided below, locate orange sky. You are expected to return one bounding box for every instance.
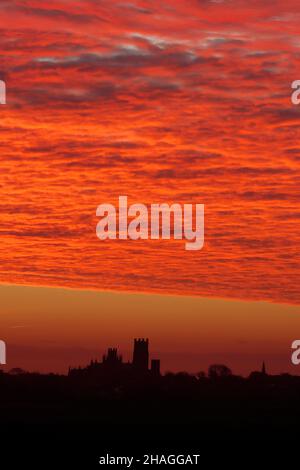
[0,1,300,373]
[1,284,299,376]
[0,0,299,302]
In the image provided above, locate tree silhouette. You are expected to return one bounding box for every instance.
[196,371,206,379]
[8,367,27,375]
[208,364,232,379]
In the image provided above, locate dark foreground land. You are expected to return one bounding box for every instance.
[0,369,299,466]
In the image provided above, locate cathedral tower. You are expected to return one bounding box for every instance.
[133,338,149,371]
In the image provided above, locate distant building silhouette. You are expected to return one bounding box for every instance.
[103,348,122,365]
[151,359,161,377]
[248,361,268,382]
[69,338,160,379]
[133,338,149,371]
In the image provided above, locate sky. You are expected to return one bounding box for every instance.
[0,1,300,373]
[1,284,300,376]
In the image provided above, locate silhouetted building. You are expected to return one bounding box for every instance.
[151,359,161,376]
[103,348,122,365]
[248,361,269,383]
[133,338,149,371]
[69,338,160,380]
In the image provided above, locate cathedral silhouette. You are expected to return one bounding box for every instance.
[68,338,160,378]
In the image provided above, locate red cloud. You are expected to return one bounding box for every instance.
[0,0,299,303]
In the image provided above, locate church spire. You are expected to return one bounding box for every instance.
[261,361,267,375]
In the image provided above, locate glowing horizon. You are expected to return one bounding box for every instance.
[0,283,299,376]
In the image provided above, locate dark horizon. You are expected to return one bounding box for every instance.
[1,337,298,379]
[1,285,299,377]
